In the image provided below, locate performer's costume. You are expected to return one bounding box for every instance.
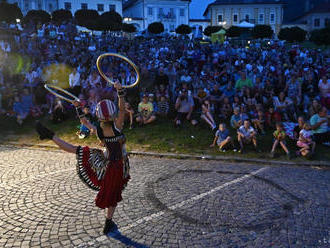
[76,122,130,209]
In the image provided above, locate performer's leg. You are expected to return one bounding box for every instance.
[107,207,116,219]
[103,207,117,234]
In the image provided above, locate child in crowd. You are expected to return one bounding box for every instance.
[270,122,290,158]
[252,109,265,135]
[157,96,169,117]
[125,102,134,129]
[297,123,316,158]
[210,123,235,152]
[220,97,232,119]
[201,99,216,130]
[230,107,241,129]
[76,105,94,139]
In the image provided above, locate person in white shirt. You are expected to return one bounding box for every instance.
[237,120,259,153]
[69,68,81,96]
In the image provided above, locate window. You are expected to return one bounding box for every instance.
[270,13,275,23]
[233,14,238,23]
[245,14,249,22]
[64,2,71,10]
[218,15,223,23]
[170,8,174,18]
[159,8,164,15]
[81,3,88,10]
[180,8,185,17]
[97,4,104,12]
[259,13,264,23]
[49,3,53,11]
[170,24,175,31]
[314,18,320,27]
[325,18,330,27]
[109,4,115,11]
[148,7,153,15]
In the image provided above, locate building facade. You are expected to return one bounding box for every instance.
[204,0,285,34]
[123,0,190,32]
[9,0,122,16]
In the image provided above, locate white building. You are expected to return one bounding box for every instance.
[204,0,285,34]
[123,0,190,32]
[59,0,123,16]
[9,0,122,16]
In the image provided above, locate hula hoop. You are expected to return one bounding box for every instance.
[44,84,80,103]
[96,53,140,88]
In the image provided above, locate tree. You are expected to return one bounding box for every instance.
[310,27,330,46]
[226,26,242,37]
[148,22,164,34]
[0,2,23,23]
[203,25,222,37]
[122,23,136,33]
[175,24,192,35]
[252,25,273,39]
[97,11,122,31]
[278,26,307,42]
[24,10,51,24]
[74,9,99,27]
[52,9,72,23]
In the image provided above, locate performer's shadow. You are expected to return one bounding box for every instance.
[107,227,149,248]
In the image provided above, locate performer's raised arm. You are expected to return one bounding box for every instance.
[114,82,126,130]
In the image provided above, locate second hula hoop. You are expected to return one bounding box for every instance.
[96,53,140,88]
[44,84,80,103]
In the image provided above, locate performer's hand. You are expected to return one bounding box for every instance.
[73,100,80,107]
[210,144,215,148]
[35,121,55,140]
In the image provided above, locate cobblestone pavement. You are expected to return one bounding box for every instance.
[0,145,329,248]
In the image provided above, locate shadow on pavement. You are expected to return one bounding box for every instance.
[107,228,149,248]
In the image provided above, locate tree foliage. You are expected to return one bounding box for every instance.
[175,24,192,35]
[252,25,273,39]
[226,26,242,37]
[310,27,330,46]
[97,11,122,31]
[74,9,99,27]
[203,26,222,36]
[122,23,136,33]
[52,9,72,23]
[0,2,23,23]
[148,22,164,34]
[24,10,51,24]
[278,26,307,42]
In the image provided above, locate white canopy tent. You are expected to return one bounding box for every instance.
[235,21,255,28]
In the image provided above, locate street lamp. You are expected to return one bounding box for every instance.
[16,19,21,23]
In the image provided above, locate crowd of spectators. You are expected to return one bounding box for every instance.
[0,20,329,158]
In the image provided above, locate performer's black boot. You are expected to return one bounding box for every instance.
[103,218,116,234]
[35,121,55,140]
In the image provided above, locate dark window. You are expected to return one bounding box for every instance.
[49,3,53,11]
[64,2,71,10]
[148,7,153,15]
[325,18,329,27]
[180,8,185,17]
[97,4,104,12]
[159,8,164,15]
[270,13,275,23]
[233,14,238,22]
[245,14,249,22]
[314,18,320,27]
[109,4,115,11]
[81,3,88,10]
[218,15,223,22]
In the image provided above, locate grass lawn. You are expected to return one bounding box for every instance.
[1,114,329,163]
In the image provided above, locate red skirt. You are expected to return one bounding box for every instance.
[76,146,130,209]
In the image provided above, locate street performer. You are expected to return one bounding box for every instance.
[35,82,130,235]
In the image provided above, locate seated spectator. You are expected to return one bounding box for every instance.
[175,89,197,127]
[76,105,93,139]
[265,106,281,129]
[308,99,322,117]
[293,116,305,140]
[12,95,28,125]
[157,96,169,117]
[235,71,253,90]
[273,92,296,121]
[156,84,169,101]
[252,109,265,135]
[297,123,316,158]
[310,107,330,144]
[125,102,134,129]
[210,123,235,152]
[136,94,156,125]
[237,120,258,153]
[220,97,232,119]
[148,94,158,114]
[230,107,241,129]
[270,122,290,159]
[201,100,216,130]
[51,98,66,124]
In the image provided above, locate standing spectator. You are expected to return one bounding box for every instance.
[237,120,258,153]
[69,68,81,96]
[210,123,235,152]
[270,122,290,158]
